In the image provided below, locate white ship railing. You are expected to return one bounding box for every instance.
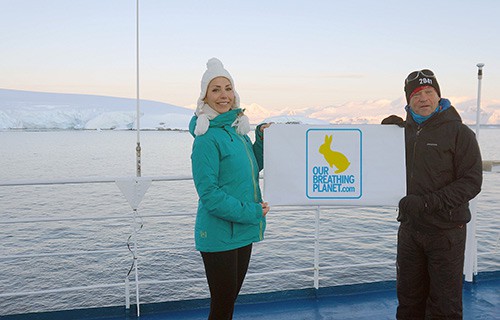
[0,172,498,316]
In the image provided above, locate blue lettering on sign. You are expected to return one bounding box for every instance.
[311,165,356,193]
[312,166,329,175]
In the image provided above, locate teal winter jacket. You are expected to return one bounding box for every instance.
[189,109,266,252]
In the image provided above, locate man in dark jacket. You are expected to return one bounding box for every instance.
[383,69,483,319]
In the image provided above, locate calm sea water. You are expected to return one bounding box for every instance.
[0,128,499,315]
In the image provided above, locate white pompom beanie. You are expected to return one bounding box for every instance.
[194,58,249,136]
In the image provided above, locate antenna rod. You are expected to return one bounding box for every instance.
[135,0,142,177]
[475,63,484,139]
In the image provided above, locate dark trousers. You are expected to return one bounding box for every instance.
[201,244,252,320]
[396,225,466,319]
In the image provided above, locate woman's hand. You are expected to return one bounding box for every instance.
[261,202,270,217]
[255,122,272,142]
[259,123,272,132]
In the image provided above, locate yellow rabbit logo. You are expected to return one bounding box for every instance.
[319,135,350,173]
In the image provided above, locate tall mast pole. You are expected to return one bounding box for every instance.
[135,0,142,177]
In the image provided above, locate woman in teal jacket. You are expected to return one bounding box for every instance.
[190,58,269,320]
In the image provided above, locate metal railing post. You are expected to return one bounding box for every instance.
[132,208,141,316]
[464,63,484,282]
[314,206,320,289]
[125,278,130,309]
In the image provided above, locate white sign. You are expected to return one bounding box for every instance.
[263,124,406,206]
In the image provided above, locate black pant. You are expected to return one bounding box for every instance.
[396,225,466,319]
[201,244,252,320]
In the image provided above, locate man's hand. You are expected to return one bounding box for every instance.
[398,194,426,220]
[381,115,405,127]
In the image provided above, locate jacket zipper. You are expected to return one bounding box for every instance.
[410,126,422,183]
[236,134,258,202]
[237,134,264,239]
[236,133,263,239]
[223,127,233,141]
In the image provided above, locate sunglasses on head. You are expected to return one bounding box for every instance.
[405,69,435,84]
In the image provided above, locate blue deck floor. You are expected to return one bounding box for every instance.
[141,279,499,320]
[157,289,399,320]
[5,274,498,320]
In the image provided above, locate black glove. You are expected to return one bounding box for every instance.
[381,115,405,128]
[398,194,426,221]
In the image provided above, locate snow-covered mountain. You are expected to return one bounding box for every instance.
[1,88,499,130]
[246,98,499,126]
[0,89,193,130]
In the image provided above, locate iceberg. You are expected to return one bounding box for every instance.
[0,88,193,130]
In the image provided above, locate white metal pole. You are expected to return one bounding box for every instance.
[464,63,484,282]
[125,278,130,309]
[314,206,320,289]
[133,209,141,316]
[475,63,484,138]
[132,1,141,315]
[135,0,142,177]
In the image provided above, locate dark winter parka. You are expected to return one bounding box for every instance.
[401,103,482,231]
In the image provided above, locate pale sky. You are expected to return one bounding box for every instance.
[1,0,499,111]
